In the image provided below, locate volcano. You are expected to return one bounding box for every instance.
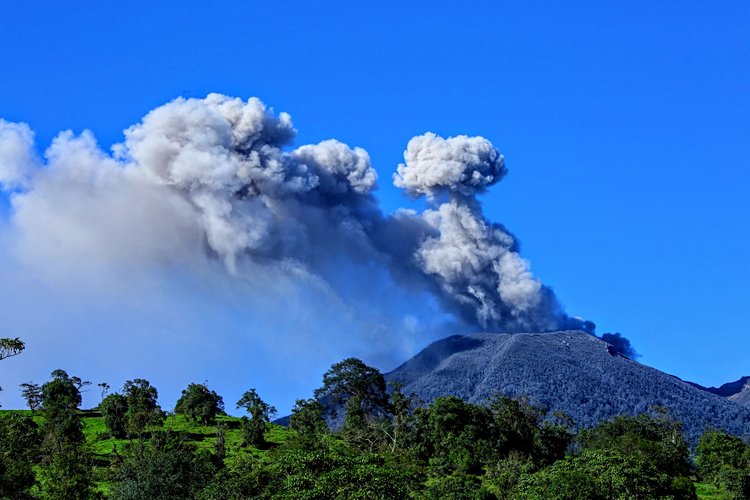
[384,330,750,443]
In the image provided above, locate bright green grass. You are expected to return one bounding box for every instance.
[79,411,292,460]
[695,482,733,500]
[0,409,292,457]
[2,408,294,494]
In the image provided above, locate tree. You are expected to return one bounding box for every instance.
[0,337,24,361]
[314,358,389,420]
[123,378,163,438]
[412,396,494,476]
[0,412,41,499]
[41,369,84,444]
[488,395,544,460]
[20,382,43,415]
[578,410,692,482]
[38,369,92,499]
[515,449,668,499]
[174,382,225,425]
[70,375,91,393]
[289,398,328,448]
[0,338,24,402]
[214,422,227,465]
[695,429,750,498]
[97,382,110,403]
[236,389,276,447]
[100,393,129,439]
[112,430,215,499]
[575,411,695,499]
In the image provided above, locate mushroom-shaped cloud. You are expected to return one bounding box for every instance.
[393,132,506,199]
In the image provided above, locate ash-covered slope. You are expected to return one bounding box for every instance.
[385,330,750,443]
[731,384,750,407]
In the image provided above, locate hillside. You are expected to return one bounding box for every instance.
[385,330,750,443]
[0,409,293,496]
[690,376,750,407]
[730,382,750,407]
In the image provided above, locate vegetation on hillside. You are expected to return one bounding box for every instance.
[1,337,749,498]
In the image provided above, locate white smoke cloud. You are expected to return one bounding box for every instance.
[394,132,506,198]
[0,95,591,400]
[0,120,39,191]
[415,200,559,332]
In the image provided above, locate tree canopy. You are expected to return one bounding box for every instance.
[0,337,24,361]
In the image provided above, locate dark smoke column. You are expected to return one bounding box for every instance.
[391,132,593,333]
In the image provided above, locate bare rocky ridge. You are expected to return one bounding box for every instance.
[384,330,750,444]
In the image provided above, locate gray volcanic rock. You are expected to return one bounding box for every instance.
[385,330,750,444]
[731,384,750,407]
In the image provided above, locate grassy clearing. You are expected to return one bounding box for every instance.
[695,482,733,500]
[2,408,294,493]
[77,411,292,460]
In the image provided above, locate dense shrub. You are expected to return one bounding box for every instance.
[0,413,41,498]
[174,383,225,425]
[100,393,128,438]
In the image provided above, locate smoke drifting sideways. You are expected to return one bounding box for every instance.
[0,95,593,409]
[599,332,639,359]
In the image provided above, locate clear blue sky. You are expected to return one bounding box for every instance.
[1,1,748,412]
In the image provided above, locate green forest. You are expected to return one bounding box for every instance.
[1,338,749,499]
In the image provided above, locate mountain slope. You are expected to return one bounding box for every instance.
[731,385,750,407]
[385,330,750,443]
[691,376,750,407]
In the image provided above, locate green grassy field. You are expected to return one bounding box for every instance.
[2,408,294,496]
[694,482,733,500]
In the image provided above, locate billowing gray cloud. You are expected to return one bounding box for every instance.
[0,94,590,338]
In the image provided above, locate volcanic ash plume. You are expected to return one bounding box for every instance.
[0,94,591,334]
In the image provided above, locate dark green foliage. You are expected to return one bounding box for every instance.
[213,422,226,465]
[237,389,276,447]
[578,409,693,481]
[39,370,93,499]
[488,395,546,460]
[198,460,266,499]
[695,429,750,499]
[0,412,41,498]
[100,392,128,439]
[481,455,536,498]
[243,444,419,498]
[515,449,674,499]
[413,396,495,475]
[423,472,489,500]
[174,382,225,425]
[41,369,85,444]
[315,357,389,419]
[563,411,696,499]
[112,430,215,499]
[19,382,42,414]
[382,382,419,453]
[311,452,417,499]
[38,443,93,500]
[289,398,328,449]
[536,413,576,466]
[123,378,163,438]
